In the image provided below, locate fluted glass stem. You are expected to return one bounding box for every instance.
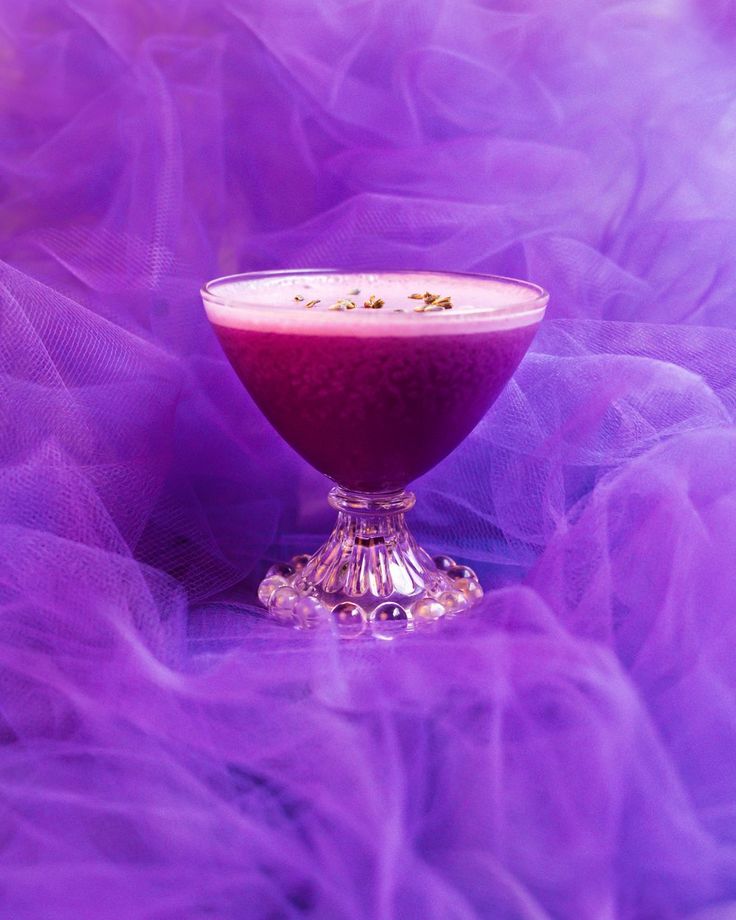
[258,487,483,634]
[295,487,445,606]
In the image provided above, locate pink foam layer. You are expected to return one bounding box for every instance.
[203,271,547,336]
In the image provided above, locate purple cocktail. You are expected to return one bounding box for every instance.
[202,270,547,636]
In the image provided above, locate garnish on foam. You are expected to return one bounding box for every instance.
[411,292,453,312]
[297,289,453,312]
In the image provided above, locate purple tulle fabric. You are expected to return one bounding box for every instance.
[2,1,736,917]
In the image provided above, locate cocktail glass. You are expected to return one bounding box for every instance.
[201,270,548,637]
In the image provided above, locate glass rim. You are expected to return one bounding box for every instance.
[201,268,549,320]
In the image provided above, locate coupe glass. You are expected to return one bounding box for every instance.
[201,269,548,637]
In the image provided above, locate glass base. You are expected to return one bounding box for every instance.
[257,487,484,638]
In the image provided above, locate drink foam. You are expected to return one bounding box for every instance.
[203,271,547,336]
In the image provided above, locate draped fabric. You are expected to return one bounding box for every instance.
[1,1,736,916]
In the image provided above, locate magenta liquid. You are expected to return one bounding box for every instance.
[213,322,538,492]
[204,272,545,492]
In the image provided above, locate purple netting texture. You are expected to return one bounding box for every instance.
[2,1,736,917]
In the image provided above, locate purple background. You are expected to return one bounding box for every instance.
[2,1,736,917]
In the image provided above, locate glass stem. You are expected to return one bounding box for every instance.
[297,486,443,605]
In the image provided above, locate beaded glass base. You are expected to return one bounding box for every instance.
[257,487,483,638]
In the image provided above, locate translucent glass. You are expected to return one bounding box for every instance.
[202,269,548,635]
